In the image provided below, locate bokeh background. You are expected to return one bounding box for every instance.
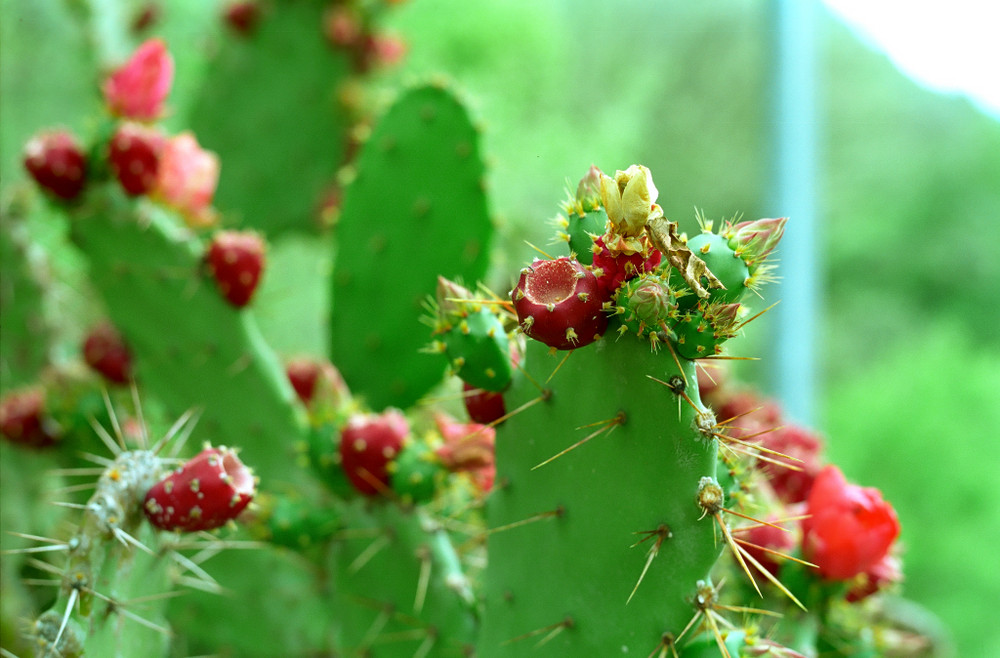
[3,1,998,655]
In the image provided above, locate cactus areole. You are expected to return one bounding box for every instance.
[511,257,607,350]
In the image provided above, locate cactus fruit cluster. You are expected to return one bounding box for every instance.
[1,12,934,658]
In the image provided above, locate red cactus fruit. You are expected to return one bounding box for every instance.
[339,410,409,496]
[144,446,255,532]
[23,130,88,201]
[434,413,496,492]
[0,388,59,448]
[511,257,607,350]
[801,465,900,581]
[591,236,661,301]
[205,231,266,308]
[224,2,261,34]
[758,424,824,504]
[82,322,134,385]
[108,122,166,196]
[462,382,506,425]
[103,38,174,121]
[286,357,348,407]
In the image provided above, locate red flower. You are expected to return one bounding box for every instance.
[801,465,900,581]
[103,38,174,121]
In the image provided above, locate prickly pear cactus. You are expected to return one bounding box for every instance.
[330,83,493,411]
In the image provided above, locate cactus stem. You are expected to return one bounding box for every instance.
[627,523,672,605]
[501,616,574,647]
[485,506,564,536]
[531,411,626,470]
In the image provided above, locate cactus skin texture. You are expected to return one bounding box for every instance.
[328,501,478,657]
[480,337,723,655]
[188,2,353,235]
[68,189,308,485]
[331,83,493,411]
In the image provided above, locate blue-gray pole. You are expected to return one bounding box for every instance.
[769,0,819,425]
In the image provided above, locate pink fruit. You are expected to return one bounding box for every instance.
[339,410,409,496]
[103,38,174,121]
[511,257,607,350]
[23,130,88,201]
[144,446,255,532]
[0,388,59,448]
[205,231,266,308]
[153,132,220,227]
[103,39,173,121]
[108,122,166,196]
[82,321,133,385]
[434,413,496,492]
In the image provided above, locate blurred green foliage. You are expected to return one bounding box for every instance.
[2,0,998,655]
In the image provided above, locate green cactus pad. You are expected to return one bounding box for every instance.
[331,84,493,411]
[442,307,513,392]
[480,337,723,656]
[187,2,353,235]
[564,208,606,265]
[69,188,308,484]
[682,232,748,306]
[329,500,478,657]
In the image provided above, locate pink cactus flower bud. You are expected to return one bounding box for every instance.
[103,38,174,121]
[153,132,220,227]
[144,446,256,532]
[23,130,88,201]
[728,216,787,264]
[801,465,900,581]
[575,164,604,207]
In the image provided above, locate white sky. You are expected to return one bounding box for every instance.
[822,0,1000,118]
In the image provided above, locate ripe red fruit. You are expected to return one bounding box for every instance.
[224,2,261,34]
[286,357,348,407]
[338,410,408,496]
[23,130,88,201]
[462,382,506,425]
[511,257,607,350]
[801,465,900,581]
[591,236,661,301]
[205,231,266,308]
[143,446,256,532]
[82,321,134,385]
[0,388,59,448]
[108,122,165,196]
